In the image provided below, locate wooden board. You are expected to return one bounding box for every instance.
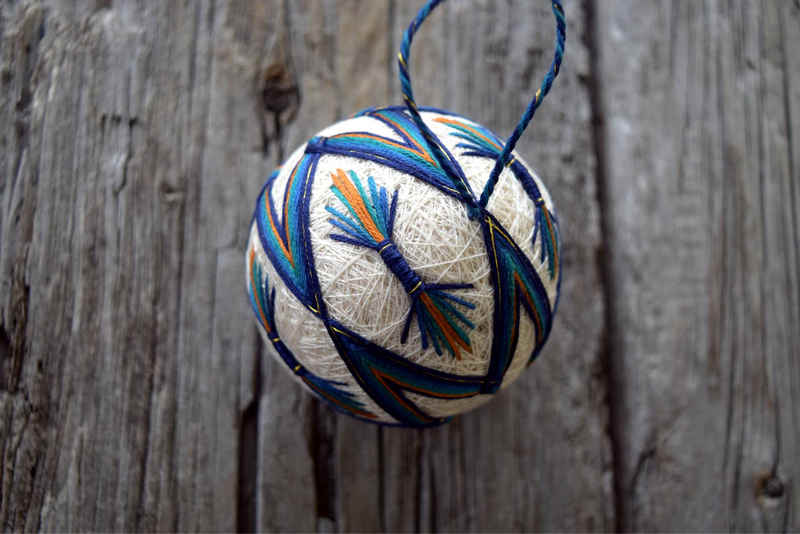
[382,1,613,531]
[3,0,796,532]
[595,0,800,530]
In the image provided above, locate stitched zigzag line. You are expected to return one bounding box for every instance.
[325,318,486,427]
[254,158,312,303]
[251,107,557,423]
[306,108,477,206]
[302,108,555,395]
[435,116,560,280]
[247,249,377,420]
[482,213,553,387]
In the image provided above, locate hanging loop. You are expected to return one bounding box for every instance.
[398,0,566,212]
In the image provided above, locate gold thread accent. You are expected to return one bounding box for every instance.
[307,294,322,314]
[378,242,392,253]
[293,364,302,372]
[408,280,423,295]
[331,326,350,338]
[487,217,502,309]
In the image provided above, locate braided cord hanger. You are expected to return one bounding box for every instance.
[397,0,566,215]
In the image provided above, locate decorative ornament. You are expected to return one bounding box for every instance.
[246,0,566,427]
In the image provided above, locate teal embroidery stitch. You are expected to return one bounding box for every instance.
[324,318,486,427]
[245,0,567,427]
[399,0,565,215]
[247,248,378,420]
[305,107,467,200]
[325,168,476,359]
[435,116,561,280]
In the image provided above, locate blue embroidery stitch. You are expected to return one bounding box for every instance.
[325,318,486,427]
[435,116,561,280]
[398,0,566,215]
[247,0,566,427]
[247,248,378,420]
[326,168,476,359]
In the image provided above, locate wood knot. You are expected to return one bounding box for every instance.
[762,476,784,498]
[261,62,299,115]
[159,181,185,204]
[755,472,785,508]
[258,62,300,158]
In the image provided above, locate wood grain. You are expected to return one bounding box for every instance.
[384,1,613,531]
[595,0,800,530]
[3,0,796,532]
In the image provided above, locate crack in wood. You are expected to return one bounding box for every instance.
[426,434,436,533]
[0,325,10,387]
[584,0,623,531]
[236,341,261,534]
[309,399,337,528]
[414,430,422,534]
[377,426,386,532]
[259,62,299,161]
[3,275,30,395]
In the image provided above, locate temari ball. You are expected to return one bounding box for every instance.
[245,106,561,427]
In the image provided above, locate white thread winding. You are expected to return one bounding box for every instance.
[247,111,557,422]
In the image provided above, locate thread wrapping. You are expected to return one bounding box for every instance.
[247,111,560,425]
[245,0,567,426]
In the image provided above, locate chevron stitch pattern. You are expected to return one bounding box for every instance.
[247,0,566,427]
[306,108,477,205]
[247,248,377,420]
[435,116,560,280]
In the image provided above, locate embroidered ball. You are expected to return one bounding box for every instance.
[246,106,560,427]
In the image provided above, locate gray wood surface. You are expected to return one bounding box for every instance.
[0,1,796,532]
[596,1,800,531]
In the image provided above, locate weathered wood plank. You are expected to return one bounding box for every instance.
[0,0,623,531]
[385,1,614,531]
[0,1,292,531]
[596,0,800,530]
[320,2,391,532]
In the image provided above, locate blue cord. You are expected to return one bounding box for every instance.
[398,0,566,213]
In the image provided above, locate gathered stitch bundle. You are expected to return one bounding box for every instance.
[245,0,566,427]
